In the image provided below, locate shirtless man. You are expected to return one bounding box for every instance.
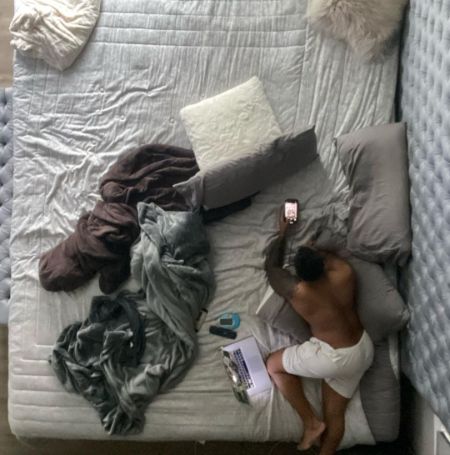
[265,209,374,455]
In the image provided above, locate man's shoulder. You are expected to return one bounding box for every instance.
[326,255,355,278]
[293,282,316,301]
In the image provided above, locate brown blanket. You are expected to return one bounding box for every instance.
[100,144,199,209]
[39,144,199,294]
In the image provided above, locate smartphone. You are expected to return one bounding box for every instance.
[284,199,299,224]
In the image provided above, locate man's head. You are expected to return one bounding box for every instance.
[294,246,325,282]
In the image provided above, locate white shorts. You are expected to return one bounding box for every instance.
[282,331,374,399]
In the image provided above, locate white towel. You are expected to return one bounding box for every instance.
[10,0,101,71]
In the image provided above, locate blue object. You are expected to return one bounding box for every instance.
[218,312,240,330]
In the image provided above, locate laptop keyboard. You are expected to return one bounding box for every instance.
[232,348,254,389]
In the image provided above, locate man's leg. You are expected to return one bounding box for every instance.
[319,381,350,455]
[266,349,326,450]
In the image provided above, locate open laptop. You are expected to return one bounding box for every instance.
[221,336,272,403]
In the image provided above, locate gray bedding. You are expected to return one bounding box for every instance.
[51,203,214,435]
[51,291,147,434]
[360,338,400,442]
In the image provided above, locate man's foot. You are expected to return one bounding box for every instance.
[297,420,326,451]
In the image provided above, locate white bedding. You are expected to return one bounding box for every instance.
[9,0,399,445]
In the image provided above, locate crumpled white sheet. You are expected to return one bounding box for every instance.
[10,0,101,71]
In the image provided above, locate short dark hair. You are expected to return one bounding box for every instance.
[294,246,324,282]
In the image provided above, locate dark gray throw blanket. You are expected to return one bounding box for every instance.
[50,203,214,435]
[130,203,215,386]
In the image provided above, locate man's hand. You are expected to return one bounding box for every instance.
[279,207,290,237]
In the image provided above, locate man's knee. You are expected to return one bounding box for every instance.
[266,351,284,377]
[265,353,277,377]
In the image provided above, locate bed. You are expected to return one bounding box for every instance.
[399,0,450,432]
[9,0,401,446]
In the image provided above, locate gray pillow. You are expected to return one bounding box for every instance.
[335,123,411,265]
[174,127,317,210]
[256,254,409,343]
[360,338,400,442]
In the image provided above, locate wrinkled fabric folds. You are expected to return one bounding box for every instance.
[131,203,215,367]
[39,144,198,293]
[51,204,214,435]
[39,202,138,294]
[10,0,101,71]
[100,144,199,210]
[50,290,147,434]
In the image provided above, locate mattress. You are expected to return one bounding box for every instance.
[9,0,399,444]
[0,87,13,325]
[399,0,450,431]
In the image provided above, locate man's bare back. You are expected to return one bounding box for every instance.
[264,224,363,349]
[291,252,364,348]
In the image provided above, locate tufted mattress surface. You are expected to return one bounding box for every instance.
[0,87,12,324]
[399,0,450,431]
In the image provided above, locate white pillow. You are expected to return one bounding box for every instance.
[10,0,100,71]
[307,0,407,61]
[180,77,282,169]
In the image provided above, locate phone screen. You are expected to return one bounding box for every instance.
[284,201,298,222]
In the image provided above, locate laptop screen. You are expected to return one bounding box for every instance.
[221,350,250,404]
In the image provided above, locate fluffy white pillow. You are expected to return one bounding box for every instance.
[307,0,408,61]
[10,0,100,71]
[180,77,282,169]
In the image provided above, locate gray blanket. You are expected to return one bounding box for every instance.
[130,202,215,392]
[50,203,214,435]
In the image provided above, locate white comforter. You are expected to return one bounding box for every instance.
[9,0,398,445]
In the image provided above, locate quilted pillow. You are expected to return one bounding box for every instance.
[256,254,409,343]
[180,76,282,169]
[307,0,408,61]
[174,127,317,210]
[336,122,411,265]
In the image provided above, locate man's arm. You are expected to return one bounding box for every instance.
[264,234,299,301]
